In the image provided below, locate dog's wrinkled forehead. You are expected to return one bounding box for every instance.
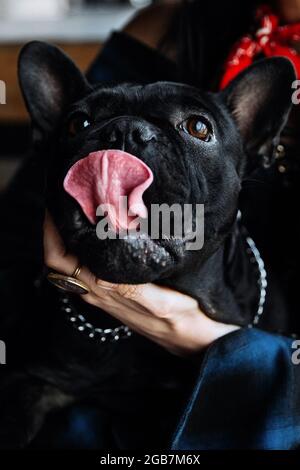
[72,82,225,125]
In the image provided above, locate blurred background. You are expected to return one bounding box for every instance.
[0,0,150,191]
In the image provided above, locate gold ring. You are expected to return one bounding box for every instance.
[47,264,90,295]
[72,265,82,279]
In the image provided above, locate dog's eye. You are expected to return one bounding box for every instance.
[68,114,91,136]
[182,117,211,141]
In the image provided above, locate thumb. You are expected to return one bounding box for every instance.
[43,210,78,275]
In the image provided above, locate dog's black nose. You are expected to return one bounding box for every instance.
[103,117,157,148]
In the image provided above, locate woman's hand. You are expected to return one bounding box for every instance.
[44,212,240,356]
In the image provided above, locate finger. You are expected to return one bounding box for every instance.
[92,280,164,318]
[83,288,151,319]
[82,289,165,336]
[43,211,78,275]
[106,281,198,319]
[93,279,148,308]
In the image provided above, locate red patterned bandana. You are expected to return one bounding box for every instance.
[220,4,300,89]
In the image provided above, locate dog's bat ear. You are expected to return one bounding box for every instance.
[220,57,295,166]
[18,41,90,138]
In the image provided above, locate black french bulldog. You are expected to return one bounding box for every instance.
[0,41,296,448]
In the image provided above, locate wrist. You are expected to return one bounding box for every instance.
[190,308,241,350]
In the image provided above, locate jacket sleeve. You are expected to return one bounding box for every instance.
[171,327,300,450]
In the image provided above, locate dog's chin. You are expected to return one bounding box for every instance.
[68,233,186,284]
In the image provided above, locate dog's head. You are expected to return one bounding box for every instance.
[19,42,294,284]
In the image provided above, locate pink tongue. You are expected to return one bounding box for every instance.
[63,150,153,230]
